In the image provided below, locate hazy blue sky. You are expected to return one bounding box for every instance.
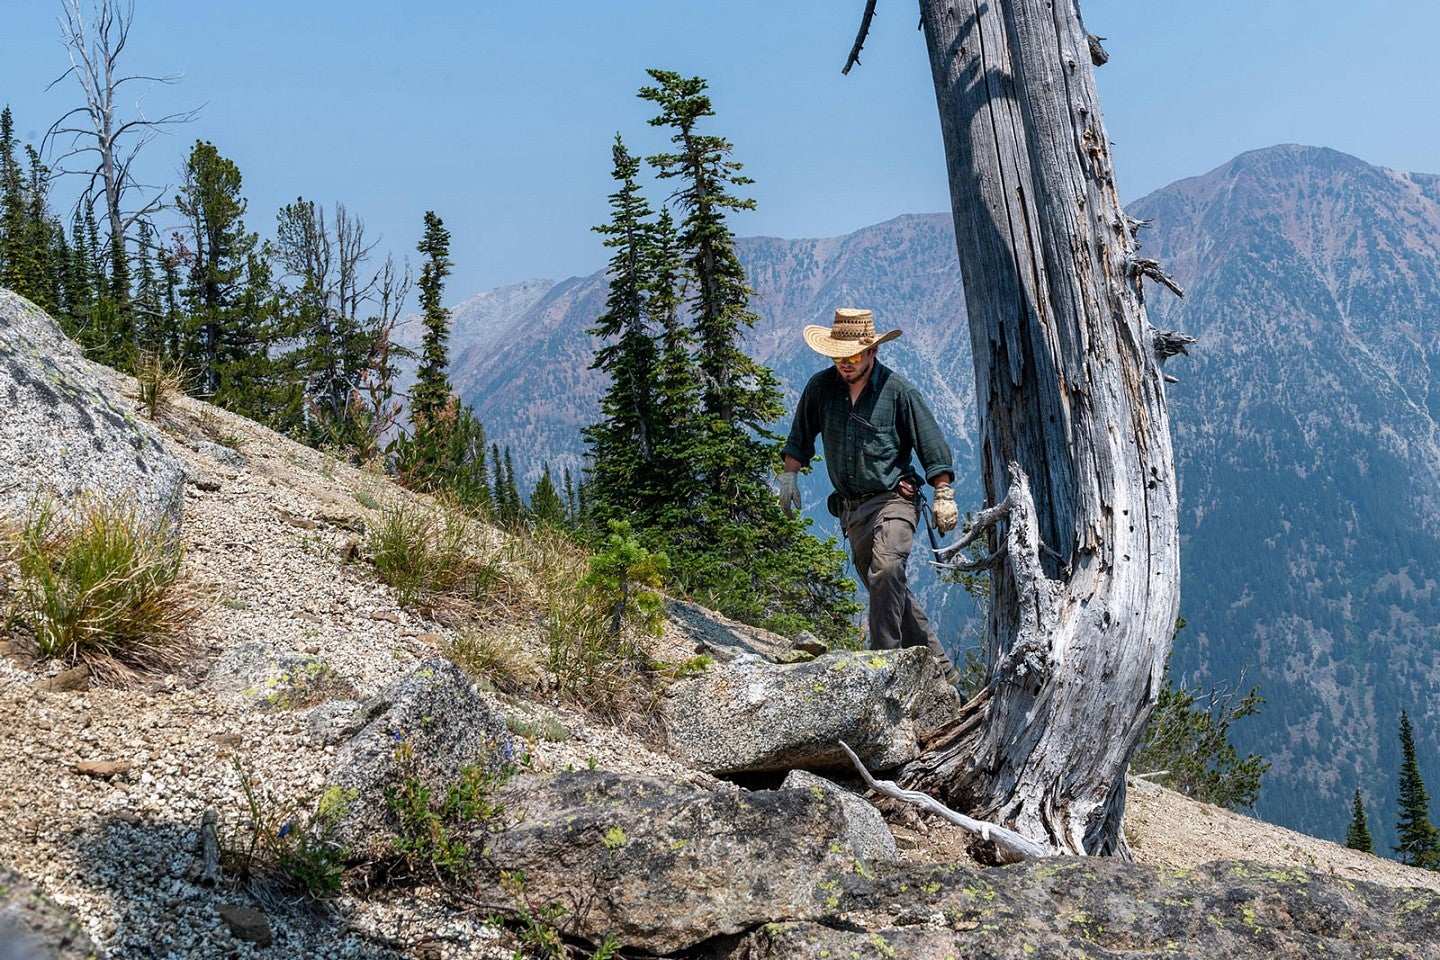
[5,1,1439,300]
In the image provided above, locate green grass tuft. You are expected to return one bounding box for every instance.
[6,495,200,681]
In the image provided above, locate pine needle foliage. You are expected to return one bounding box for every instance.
[582,71,860,646]
[1345,788,1375,855]
[1130,658,1269,811]
[1394,709,1440,868]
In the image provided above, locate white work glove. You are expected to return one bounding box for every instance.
[778,471,801,517]
[932,485,958,535]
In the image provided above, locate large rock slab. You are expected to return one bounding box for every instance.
[780,769,896,865]
[480,769,882,954]
[661,646,960,775]
[0,863,98,960]
[0,289,183,531]
[701,858,1440,959]
[322,658,514,858]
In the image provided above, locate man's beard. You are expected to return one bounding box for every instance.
[838,357,873,384]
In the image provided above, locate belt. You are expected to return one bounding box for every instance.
[840,490,890,512]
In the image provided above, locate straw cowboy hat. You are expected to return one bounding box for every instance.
[802,308,902,358]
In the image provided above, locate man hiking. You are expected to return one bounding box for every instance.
[779,307,959,681]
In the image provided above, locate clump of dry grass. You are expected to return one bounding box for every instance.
[5,494,200,682]
[134,351,190,420]
[441,626,539,693]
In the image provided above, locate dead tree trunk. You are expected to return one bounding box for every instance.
[900,0,1183,856]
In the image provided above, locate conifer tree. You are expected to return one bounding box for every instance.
[1346,788,1374,854]
[0,111,60,311]
[563,466,578,522]
[175,140,271,401]
[272,198,407,447]
[501,447,522,524]
[1395,709,1440,868]
[529,463,567,528]
[576,72,860,640]
[491,442,509,516]
[639,70,778,434]
[584,135,664,517]
[59,209,99,342]
[391,211,488,503]
[412,211,454,424]
[0,107,25,290]
[646,206,703,524]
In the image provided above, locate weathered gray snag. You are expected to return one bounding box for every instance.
[897,0,1184,856]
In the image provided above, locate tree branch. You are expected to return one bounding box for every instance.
[1129,256,1186,298]
[842,0,879,75]
[839,741,1052,861]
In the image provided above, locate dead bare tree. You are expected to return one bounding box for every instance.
[848,1,1190,856]
[274,198,412,452]
[45,0,196,301]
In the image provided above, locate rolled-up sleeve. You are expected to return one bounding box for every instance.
[903,390,953,484]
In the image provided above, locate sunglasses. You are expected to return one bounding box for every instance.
[833,351,867,365]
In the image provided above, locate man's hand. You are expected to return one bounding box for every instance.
[933,485,958,535]
[779,471,801,517]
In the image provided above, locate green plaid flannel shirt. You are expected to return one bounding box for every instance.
[782,361,953,500]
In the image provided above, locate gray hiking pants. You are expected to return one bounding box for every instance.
[841,491,957,680]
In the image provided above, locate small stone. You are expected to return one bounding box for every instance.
[74,759,131,779]
[216,904,272,946]
[792,631,828,656]
[41,665,91,693]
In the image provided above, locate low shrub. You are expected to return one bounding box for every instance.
[224,759,350,898]
[541,521,666,717]
[384,740,517,882]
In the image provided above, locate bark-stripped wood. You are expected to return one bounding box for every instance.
[900,0,1184,856]
[839,741,1050,862]
[842,0,880,75]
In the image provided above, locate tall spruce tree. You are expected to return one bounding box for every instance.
[0,110,59,310]
[529,463,567,528]
[175,140,274,404]
[392,211,489,505]
[646,206,703,529]
[1345,788,1374,854]
[584,135,664,517]
[618,70,858,641]
[412,211,454,424]
[0,107,26,291]
[1395,709,1440,868]
[639,70,778,434]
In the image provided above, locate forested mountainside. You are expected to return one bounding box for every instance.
[454,145,1440,850]
[1133,144,1440,847]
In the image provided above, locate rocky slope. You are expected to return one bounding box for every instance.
[3,292,1440,957]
